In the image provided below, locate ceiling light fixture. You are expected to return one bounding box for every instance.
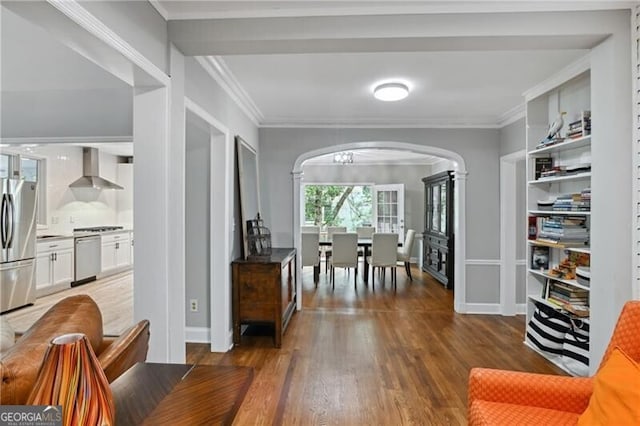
[373,82,409,102]
[333,152,354,164]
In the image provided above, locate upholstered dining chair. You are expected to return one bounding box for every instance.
[397,229,416,280]
[301,232,320,285]
[301,225,320,234]
[367,233,399,289]
[468,300,640,425]
[324,226,347,273]
[329,232,358,289]
[356,226,375,262]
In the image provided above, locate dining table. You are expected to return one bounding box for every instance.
[318,235,401,284]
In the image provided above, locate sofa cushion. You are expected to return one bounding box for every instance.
[578,347,640,425]
[0,295,103,405]
[469,400,580,426]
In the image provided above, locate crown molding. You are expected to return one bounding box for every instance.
[523,53,591,101]
[196,56,263,127]
[148,0,169,21]
[0,136,133,145]
[259,117,502,129]
[497,103,526,128]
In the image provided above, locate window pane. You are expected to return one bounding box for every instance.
[21,158,38,182]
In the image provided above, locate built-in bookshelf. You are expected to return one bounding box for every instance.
[525,67,592,376]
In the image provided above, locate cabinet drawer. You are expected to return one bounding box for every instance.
[239,303,277,321]
[101,232,130,244]
[238,274,277,301]
[37,238,74,253]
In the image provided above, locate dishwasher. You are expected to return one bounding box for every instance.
[73,235,101,286]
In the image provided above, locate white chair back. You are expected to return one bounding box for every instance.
[330,233,358,267]
[327,226,346,239]
[301,233,320,267]
[356,226,375,238]
[371,233,399,267]
[398,229,416,261]
[301,225,320,234]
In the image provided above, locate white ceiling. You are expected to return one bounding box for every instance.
[220,50,587,126]
[0,7,129,92]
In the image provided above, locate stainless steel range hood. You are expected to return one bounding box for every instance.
[69,147,124,190]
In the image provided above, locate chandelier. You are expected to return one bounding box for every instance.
[333,152,354,164]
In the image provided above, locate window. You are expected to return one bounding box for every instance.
[303,185,372,229]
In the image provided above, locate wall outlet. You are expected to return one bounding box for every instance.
[51,216,59,224]
[189,299,198,312]
[69,216,75,223]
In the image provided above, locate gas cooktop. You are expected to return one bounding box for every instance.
[74,226,124,233]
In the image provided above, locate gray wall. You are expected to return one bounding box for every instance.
[183,57,259,328]
[259,127,501,303]
[1,88,132,138]
[79,1,169,74]
[302,163,431,261]
[185,116,211,328]
[500,118,526,156]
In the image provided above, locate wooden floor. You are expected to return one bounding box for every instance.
[189,264,565,425]
[3,264,564,424]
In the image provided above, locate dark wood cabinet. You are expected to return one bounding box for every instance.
[231,248,296,348]
[422,171,454,289]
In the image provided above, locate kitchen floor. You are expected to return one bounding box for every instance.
[3,271,133,336]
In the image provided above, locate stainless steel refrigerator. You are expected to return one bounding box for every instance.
[1,178,37,313]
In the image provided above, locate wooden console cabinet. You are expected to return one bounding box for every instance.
[231,248,297,348]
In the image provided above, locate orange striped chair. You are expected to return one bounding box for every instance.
[468,300,640,425]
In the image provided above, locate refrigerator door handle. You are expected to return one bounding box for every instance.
[6,194,14,249]
[1,194,7,249]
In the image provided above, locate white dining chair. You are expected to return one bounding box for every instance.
[367,233,399,289]
[324,226,346,273]
[301,232,321,285]
[301,225,320,234]
[329,232,358,289]
[356,226,375,262]
[397,229,416,281]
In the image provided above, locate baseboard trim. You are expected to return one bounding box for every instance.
[464,303,501,314]
[516,303,527,315]
[185,326,210,343]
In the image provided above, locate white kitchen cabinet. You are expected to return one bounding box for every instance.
[36,238,74,295]
[101,232,131,273]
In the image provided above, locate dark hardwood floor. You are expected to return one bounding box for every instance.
[187,262,563,425]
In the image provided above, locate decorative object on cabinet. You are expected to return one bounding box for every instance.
[232,248,296,348]
[27,333,115,426]
[525,66,592,376]
[245,213,272,260]
[422,171,454,288]
[236,135,262,259]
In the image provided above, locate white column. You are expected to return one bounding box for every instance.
[292,170,303,310]
[453,170,468,313]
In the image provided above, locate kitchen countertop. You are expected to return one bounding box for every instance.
[37,228,133,241]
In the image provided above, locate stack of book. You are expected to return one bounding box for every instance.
[535,137,565,150]
[566,111,591,139]
[537,216,589,245]
[547,281,589,308]
[550,190,590,212]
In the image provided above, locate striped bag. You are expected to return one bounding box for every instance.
[526,302,571,355]
[562,319,590,376]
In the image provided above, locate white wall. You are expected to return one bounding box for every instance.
[116,162,133,227]
[6,145,125,233]
[259,127,501,304]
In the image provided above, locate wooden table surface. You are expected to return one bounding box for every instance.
[111,362,254,425]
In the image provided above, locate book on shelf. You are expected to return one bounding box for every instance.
[531,246,550,269]
[534,157,553,179]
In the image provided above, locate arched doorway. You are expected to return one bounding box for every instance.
[292,141,468,312]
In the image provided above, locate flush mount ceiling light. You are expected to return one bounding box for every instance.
[373,82,409,102]
[333,152,354,164]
